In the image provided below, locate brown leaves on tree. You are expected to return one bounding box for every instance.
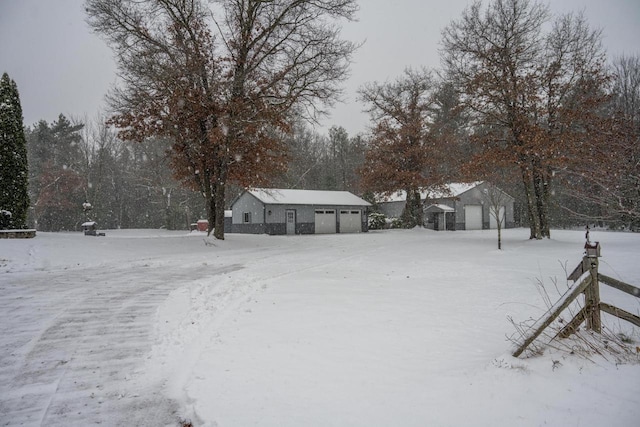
[87,0,357,239]
[442,0,610,238]
[358,68,453,227]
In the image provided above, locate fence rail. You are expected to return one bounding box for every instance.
[512,243,640,358]
[599,274,640,298]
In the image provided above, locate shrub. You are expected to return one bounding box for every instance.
[389,217,403,229]
[368,212,387,230]
[0,210,12,230]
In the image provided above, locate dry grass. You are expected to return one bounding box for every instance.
[508,270,640,364]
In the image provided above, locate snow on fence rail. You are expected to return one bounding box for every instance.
[512,243,640,358]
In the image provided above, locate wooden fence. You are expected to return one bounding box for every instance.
[512,243,640,358]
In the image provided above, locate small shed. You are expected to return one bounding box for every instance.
[423,204,456,231]
[229,188,371,235]
[82,221,98,236]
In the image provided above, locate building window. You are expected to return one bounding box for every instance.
[243,212,251,223]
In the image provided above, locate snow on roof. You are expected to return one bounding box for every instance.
[247,188,371,206]
[429,182,483,199]
[81,221,97,226]
[379,190,432,203]
[424,204,455,212]
[378,182,483,202]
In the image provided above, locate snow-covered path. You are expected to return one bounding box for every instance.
[0,259,235,425]
[0,231,391,426]
[1,229,639,426]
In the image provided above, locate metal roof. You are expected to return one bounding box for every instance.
[247,188,371,206]
[378,182,483,202]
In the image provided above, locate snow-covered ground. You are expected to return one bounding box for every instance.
[1,228,639,426]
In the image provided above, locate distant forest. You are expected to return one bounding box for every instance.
[24,116,369,231]
[23,0,640,233]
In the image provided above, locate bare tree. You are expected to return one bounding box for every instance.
[358,68,447,228]
[483,183,511,249]
[612,55,640,128]
[551,55,640,230]
[441,0,608,239]
[86,0,358,239]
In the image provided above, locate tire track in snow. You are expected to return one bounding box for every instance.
[1,233,391,426]
[0,261,242,426]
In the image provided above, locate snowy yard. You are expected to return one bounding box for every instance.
[1,228,639,426]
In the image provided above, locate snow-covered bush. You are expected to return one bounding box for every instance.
[388,217,403,229]
[368,212,387,230]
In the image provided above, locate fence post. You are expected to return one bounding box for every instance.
[582,254,601,333]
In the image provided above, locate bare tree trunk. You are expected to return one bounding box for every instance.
[532,159,551,238]
[541,166,553,238]
[521,164,542,239]
[201,168,215,236]
[213,184,225,239]
[213,159,228,240]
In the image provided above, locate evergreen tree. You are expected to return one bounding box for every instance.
[25,115,84,231]
[0,72,30,229]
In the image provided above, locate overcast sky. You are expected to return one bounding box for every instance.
[1,0,639,137]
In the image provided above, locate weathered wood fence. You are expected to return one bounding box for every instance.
[512,243,640,358]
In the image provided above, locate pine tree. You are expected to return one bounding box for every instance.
[0,72,30,229]
[25,115,84,231]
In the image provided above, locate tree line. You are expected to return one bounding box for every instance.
[82,0,637,238]
[3,0,638,235]
[20,113,366,232]
[359,0,640,235]
[23,115,205,231]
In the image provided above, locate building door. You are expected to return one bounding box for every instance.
[465,205,483,230]
[286,209,296,235]
[339,210,362,233]
[314,209,336,234]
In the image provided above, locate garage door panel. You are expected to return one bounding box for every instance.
[339,210,361,233]
[465,205,482,230]
[315,210,336,234]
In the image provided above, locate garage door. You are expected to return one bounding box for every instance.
[489,206,505,229]
[339,210,362,233]
[315,209,336,234]
[465,205,483,230]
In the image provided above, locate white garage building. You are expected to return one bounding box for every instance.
[229,188,371,235]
